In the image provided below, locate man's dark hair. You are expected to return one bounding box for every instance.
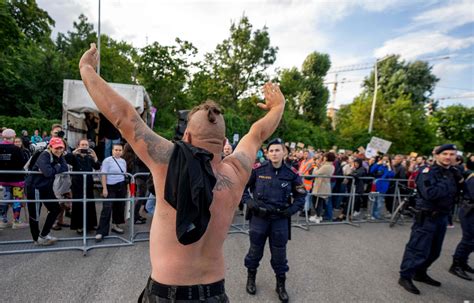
[325,152,336,162]
[188,100,222,124]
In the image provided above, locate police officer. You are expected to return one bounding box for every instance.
[449,156,474,280]
[399,144,463,295]
[242,138,306,303]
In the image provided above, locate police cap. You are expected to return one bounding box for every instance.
[435,144,457,154]
[267,138,284,149]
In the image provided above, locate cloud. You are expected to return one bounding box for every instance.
[374,31,474,59]
[412,0,474,32]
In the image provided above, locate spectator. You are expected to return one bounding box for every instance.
[25,137,68,245]
[65,139,101,234]
[14,137,31,162]
[95,144,127,242]
[309,152,336,223]
[385,154,407,216]
[369,155,395,220]
[0,129,29,229]
[222,143,233,158]
[123,143,149,225]
[20,130,30,150]
[99,113,122,158]
[30,129,42,144]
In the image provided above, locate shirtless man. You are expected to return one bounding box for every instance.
[79,43,286,302]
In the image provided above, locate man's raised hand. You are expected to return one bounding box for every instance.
[257,82,285,111]
[79,43,99,71]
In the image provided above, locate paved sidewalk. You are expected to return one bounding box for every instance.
[0,216,473,302]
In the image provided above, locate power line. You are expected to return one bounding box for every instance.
[437,85,473,92]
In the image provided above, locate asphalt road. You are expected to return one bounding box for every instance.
[0,212,473,303]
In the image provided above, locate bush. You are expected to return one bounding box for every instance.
[0,116,61,136]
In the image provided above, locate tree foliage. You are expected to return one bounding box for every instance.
[432,105,474,151]
[362,55,439,105]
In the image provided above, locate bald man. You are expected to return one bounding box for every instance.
[79,44,286,302]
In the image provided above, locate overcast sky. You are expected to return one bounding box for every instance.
[37,0,473,108]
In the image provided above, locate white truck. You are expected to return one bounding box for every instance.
[61,79,153,151]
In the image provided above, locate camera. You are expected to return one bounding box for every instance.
[57,130,65,138]
[80,148,90,154]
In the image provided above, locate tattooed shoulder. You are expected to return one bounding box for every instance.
[214,171,234,191]
[131,116,173,164]
[232,151,252,173]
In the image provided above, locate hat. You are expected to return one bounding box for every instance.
[267,138,284,149]
[49,137,65,149]
[435,144,457,154]
[1,128,16,139]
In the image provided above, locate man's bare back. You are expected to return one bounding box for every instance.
[79,43,286,288]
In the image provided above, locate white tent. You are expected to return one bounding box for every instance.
[61,79,152,148]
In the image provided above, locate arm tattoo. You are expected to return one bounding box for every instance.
[132,117,172,164]
[214,172,234,191]
[233,152,252,173]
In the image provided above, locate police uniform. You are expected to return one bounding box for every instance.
[399,144,461,294]
[243,139,306,303]
[449,167,474,280]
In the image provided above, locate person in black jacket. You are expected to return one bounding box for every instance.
[25,137,68,246]
[65,139,101,233]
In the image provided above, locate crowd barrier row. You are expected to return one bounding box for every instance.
[0,170,417,256]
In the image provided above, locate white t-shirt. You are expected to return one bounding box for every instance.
[101,156,127,185]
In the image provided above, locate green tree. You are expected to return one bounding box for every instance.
[363,55,439,105]
[6,0,54,43]
[190,16,277,110]
[57,14,136,83]
[432,105,474,151]
[136,38,198,137]
[279,52,331,125]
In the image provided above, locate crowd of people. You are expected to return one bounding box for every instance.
[0,123,151,246]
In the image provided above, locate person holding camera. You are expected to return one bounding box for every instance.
[95,144,127,242]
[25,137,68,245]
[242,138,306,303]
[65,139,101,233]
[369,155,395,220]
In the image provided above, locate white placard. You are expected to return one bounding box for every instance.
[290,142,296,149]
[368,136,392,154]
[232,133,239,144]
[365,146,378,158]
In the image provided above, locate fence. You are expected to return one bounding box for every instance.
[0,169,423,256]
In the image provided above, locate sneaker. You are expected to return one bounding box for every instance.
[447,224,455,229]
[111,224,124,234]
[12,221,29,229]
[309,215,317,223]
[384,213,392,219]
[353,211,360,218]
[95,234,103,242]
[0,221,12,229]
[37,234,58,246]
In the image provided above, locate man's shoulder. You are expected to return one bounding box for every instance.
[253,161,268,170]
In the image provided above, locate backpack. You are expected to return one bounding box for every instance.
[53,172,72,199]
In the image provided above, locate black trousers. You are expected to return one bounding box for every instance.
[97,182,127,236]
[134,177,147,218]
[26,186,60,241]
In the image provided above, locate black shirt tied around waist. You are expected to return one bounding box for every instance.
[164,141,216,245]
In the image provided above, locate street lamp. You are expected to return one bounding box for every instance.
[368,55,392,134]
[97,0,101,75]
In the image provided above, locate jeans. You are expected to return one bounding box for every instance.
[453,207,474,264]
[104,138,121,158]
[372,195,385,219]
[145,194,156,214]
[1,186,23,222]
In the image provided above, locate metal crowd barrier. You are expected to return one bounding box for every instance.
[294,175,360,229]
[0,167,419,256]
[0,170,134,256]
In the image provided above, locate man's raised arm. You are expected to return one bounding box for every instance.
[226,82,285,179]
[79,43,173,170]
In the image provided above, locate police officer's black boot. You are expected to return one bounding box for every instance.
[275,274,289,302]
[246,269,257,295]
[464,263,474,274]
[449,259,473,281]
[398,277,420,295]
[413,272,442,286]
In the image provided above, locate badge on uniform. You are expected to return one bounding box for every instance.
[281,182,288,188]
